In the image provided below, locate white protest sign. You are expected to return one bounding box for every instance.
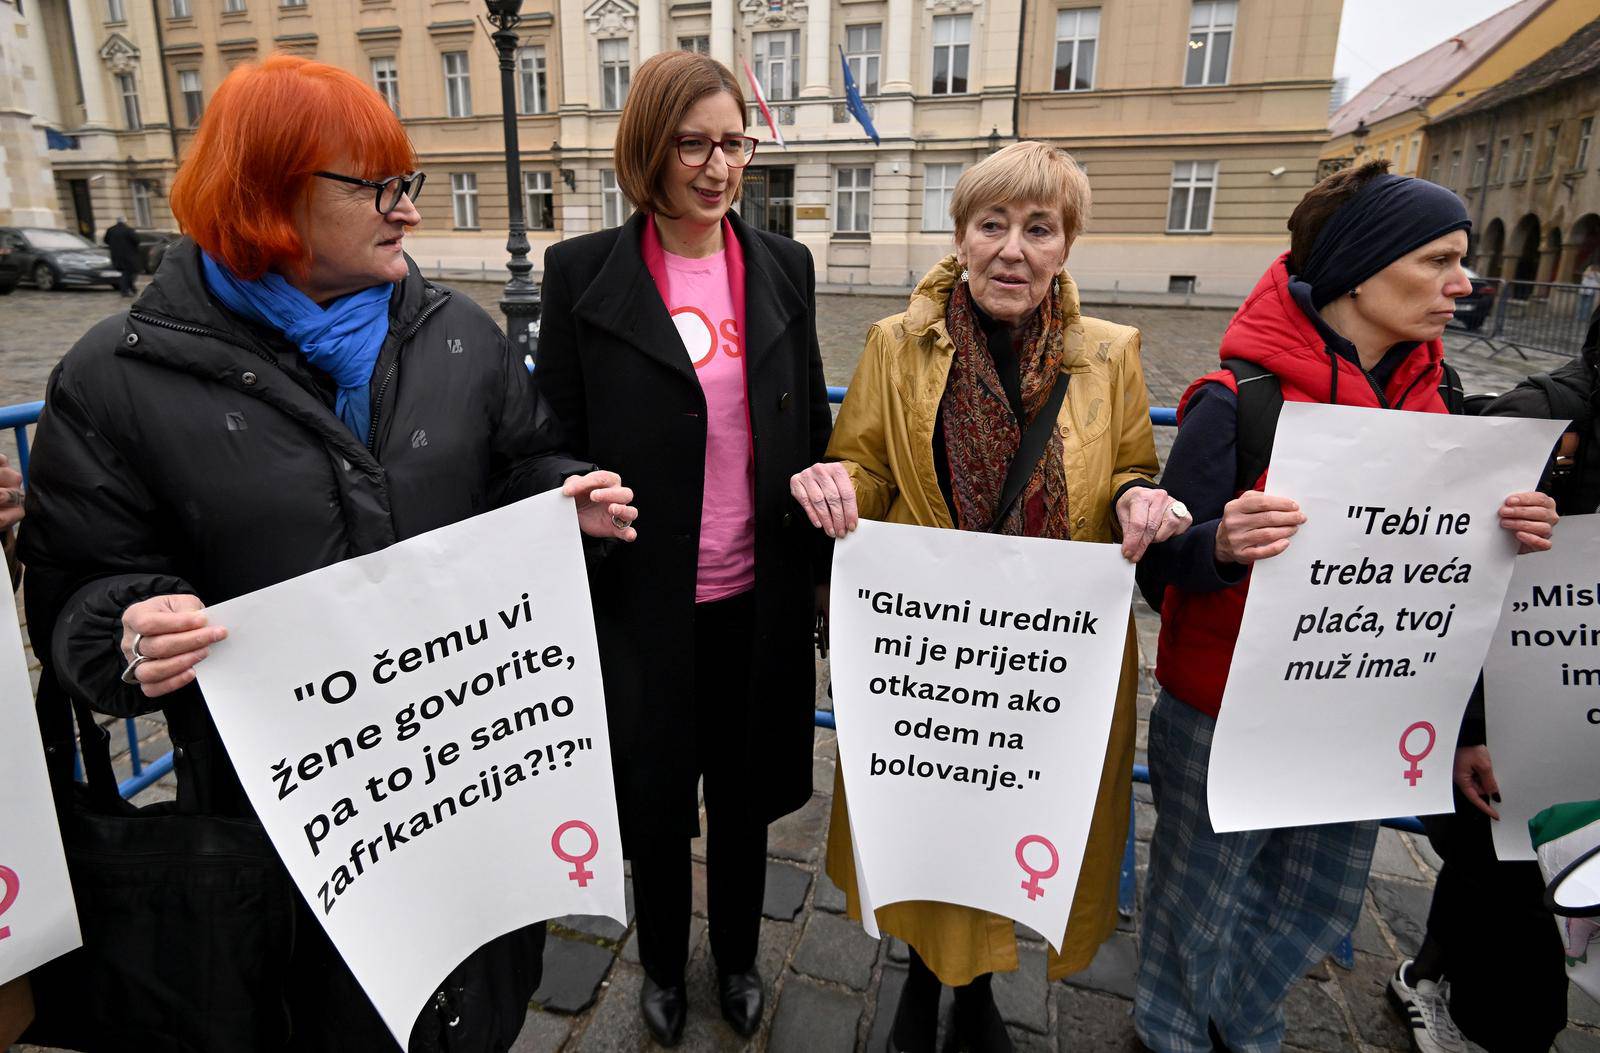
[1209,402,1565,832]
[1485,515,1600,861]
[0,588,81,985]
[197,491,624,1048]
[831,520,1134,950]
[0,591,80,986]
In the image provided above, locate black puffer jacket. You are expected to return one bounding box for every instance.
[19,238,587,1051]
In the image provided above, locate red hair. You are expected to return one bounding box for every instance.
[170,54,415,280]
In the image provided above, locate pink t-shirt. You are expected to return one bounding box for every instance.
[660,246,756,602]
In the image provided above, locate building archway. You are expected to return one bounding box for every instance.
[1509,213,1542,295]
[1571,213,1600,278]
[1477,217,1505,278]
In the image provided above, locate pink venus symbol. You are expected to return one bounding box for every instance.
[1015,835,1060,901]
[552,820,599,887]
[1399,721,1436,786]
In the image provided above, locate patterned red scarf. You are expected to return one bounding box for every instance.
[939,277,1071,538]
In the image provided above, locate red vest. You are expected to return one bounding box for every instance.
[1154,255,1450,717]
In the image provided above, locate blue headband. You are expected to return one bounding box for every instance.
[1299,174,1471,309]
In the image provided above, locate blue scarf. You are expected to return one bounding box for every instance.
[201,252,394,444]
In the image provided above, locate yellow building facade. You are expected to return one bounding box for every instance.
[8,0,1353,296]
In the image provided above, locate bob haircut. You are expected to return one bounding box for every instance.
[170,54,415,280]
[614,51,747,218]
[949,140,1091,244]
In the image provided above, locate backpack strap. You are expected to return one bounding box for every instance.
[1437,360,1466,415]
[1222,359,1280,492]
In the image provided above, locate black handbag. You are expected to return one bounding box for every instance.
[22,685,296,1053]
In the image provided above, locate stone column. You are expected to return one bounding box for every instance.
[802,0,831,97]
[640,0,662,61]
[882,0,912,94]
[712,0,734,65]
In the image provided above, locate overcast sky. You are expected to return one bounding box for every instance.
[1332,0,1523,97]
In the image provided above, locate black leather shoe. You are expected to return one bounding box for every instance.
[717,967,765,1037]
[640,975,687,1047]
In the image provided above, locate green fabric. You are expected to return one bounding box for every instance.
[1530,799,1600,849]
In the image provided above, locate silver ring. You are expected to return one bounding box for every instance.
[130,632,147,659]
[1169,500,1191,520]
[611,514,629,531]
[120,654,150,685]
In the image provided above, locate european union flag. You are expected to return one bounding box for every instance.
[839,45,880,145]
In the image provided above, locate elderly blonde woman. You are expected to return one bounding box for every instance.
[790,140,1189,1051]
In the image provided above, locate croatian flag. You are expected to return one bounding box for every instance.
[839,45,880,144]
[742,56,786,149]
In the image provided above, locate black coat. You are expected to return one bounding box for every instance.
[537,211,830,848]
[19,238,583,1051]
[105,221,140,272]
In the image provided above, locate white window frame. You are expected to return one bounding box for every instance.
[450,172,479,229]
[517,45,547,115]
[371,56,400,115]
[278,0,305,9]
[753,30,799,101]
[835,166,873,234]
[222,0,246,12]
[1494,137,1510,183]
[179,70,203,126]
[443,51,471,118]
[1539,123,1560,175]
[105,0,125,20]
[1166,160,1216,233]
[1470,142,1487,187]
[922,163,962,232]
[1577,116,1593,170]
[1184,0,1234,87]
[118,72,141,130]
[844,24,880,96]
[599,38,630,110]
[600,168,626,228]
[1053,7,1099,93]
[1515,132,1533,180]
[169,0,189,17]
[1447,149,1461,187]
[679,35,708,54]
[523,170,554,231]
[132,179,153,228]
[930,14,971,96]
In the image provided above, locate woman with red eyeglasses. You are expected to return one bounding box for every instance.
[536,49,831,1047]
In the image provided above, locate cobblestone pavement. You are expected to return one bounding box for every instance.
[5,279,1596,1052]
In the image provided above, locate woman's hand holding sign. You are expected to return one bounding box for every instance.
[1498,491,1557,553]
[120,595,228,698]
[1214,491,1305,564]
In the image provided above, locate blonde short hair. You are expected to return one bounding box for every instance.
[949,141,1091,243]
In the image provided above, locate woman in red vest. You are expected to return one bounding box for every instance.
[1131,160,1559,1053]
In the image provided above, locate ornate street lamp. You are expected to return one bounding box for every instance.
[1352,118,1369,159]
[485,0,542,361]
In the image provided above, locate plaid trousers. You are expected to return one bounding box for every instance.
[1135,690,1378,1053]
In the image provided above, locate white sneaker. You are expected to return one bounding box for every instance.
[1387,959,1466,1053]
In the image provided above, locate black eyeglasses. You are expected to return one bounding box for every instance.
[673,134,759,169]
[314,170,426,214]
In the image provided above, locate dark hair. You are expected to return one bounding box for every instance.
[614,51,747,218]
[1286,159,1392,274]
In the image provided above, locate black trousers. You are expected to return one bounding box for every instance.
[1422,789,1567,1052]
[630,590,769,986]
[118,269,136,295]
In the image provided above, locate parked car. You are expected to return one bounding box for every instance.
[0,227,119,291]
[135,229,182,274]
[1451,267,1498,331]
[0,236,18,295]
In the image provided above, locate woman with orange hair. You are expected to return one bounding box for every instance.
[18,54,636,1051]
